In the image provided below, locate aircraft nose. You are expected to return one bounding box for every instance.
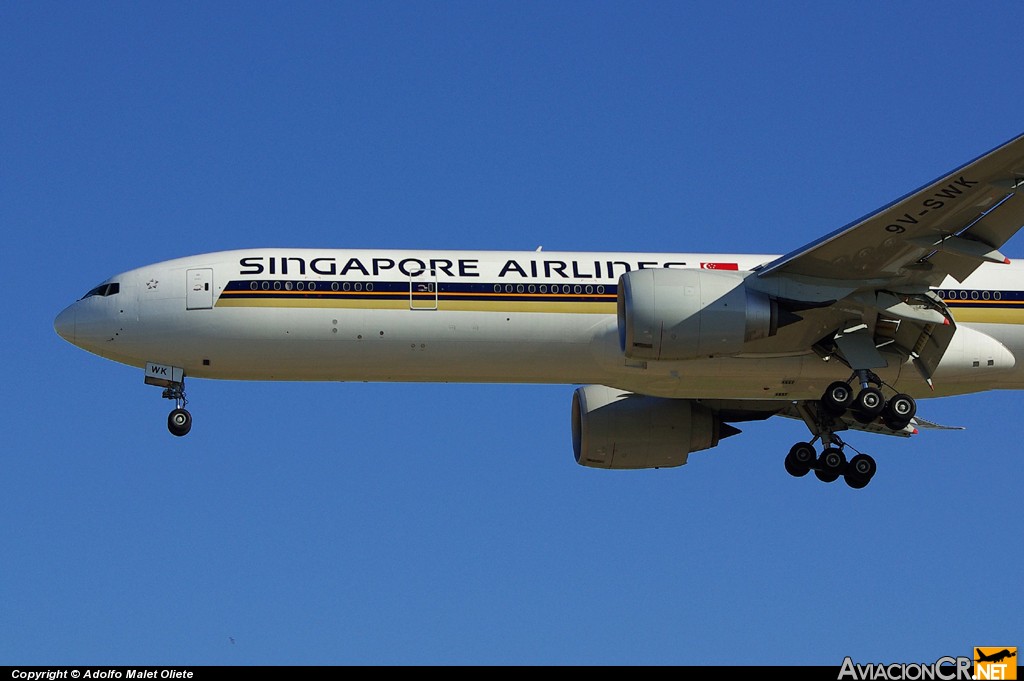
[54,304,76,343]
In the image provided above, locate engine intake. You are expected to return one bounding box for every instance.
[571,384,728,469]
[617,268,777,361]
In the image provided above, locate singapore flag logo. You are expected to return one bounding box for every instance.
[700,262,738,270]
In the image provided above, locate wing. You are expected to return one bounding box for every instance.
[755,131,1024,287]
[749,132,1024,385]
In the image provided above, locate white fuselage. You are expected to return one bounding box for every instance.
[53,248,1024,400]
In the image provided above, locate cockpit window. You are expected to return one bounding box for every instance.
[81,282,120,299]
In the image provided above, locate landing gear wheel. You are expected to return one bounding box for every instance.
[814,447,846,483]
[844,454,876,489]
[854,387,885,418]
[155,373,191,437]
[785,442,816,477]
[821,381,854,416]
[883,416,911,431]
[168,408,192,437]
[853,410,879,425]
[845,475,870,489]
[814,468,840,483]
[884,393,916,421]
[822,381,854,416]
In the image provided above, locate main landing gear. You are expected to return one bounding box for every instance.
[784,375,917,489]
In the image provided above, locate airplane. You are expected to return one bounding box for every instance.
[54,132,1024,489]
[976,649,1016,664]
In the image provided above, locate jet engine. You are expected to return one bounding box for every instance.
[571,384,733,469]
[617,268,778,360]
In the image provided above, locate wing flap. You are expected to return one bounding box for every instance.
[924,190,1024,281]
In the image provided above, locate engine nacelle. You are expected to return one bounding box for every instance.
[571,384,725,469]
[617,268,777,361]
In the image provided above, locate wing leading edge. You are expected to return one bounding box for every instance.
[755,131,1024,288]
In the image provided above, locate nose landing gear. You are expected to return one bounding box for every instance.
[144,362,192,437]
[164,383,191,437]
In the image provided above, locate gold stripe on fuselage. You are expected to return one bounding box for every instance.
[947,304,1024,324]
[216,296,618,314]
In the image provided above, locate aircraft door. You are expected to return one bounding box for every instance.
[409,268,438,310]
[186,268,214,310]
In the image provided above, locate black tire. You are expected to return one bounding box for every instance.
[884,393,917,421]
[853,410,878,425]
[814,468,840,483]
[883,416,911,432]
[168,408,192,437]
[844,475,870,489]
[821,381,854,415]
[818,447,847,475]
[785,442,816,478]
[789,442,817,468]
[784,454,810,478]
[844,454,876,489]
[847,453,877,480]
[854,387,885,417]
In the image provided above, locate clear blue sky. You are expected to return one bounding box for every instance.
[3,1,1021,666]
